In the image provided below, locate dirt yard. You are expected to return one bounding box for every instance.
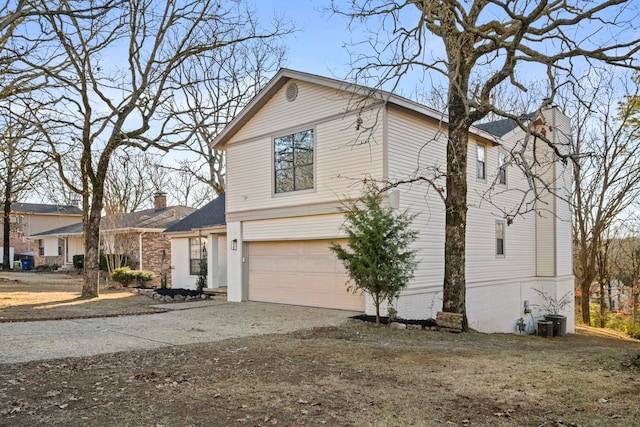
[1,272,639,426]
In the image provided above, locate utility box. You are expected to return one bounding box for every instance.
[545,314,567,337]
[537,320,553,338]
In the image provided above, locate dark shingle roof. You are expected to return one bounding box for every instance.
[4,203,82,215]
[102,206,196,230]
[31,205,197,237]
[164,194,226,233]
[475,118,519,137]
[475,113,537,137]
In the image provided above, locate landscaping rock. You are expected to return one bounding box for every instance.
[390,322,407,330]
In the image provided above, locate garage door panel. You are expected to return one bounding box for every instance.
[248,240,364,311]
[249,256,279,272]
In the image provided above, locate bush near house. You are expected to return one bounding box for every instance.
[329,187,418,324]
[72,254,129,271]
[111,267,155,288]
[72,255,84,269]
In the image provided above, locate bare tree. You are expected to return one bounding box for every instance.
[167,32,287,197]
[6,0,292,297]
[0,101,49,269]
[567,69,640,325]
[161,161,213,208]
[332,1,640,329]
[608,231,640,327]
[104,150,169,215]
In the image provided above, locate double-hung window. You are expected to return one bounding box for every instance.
[498,152,507,185]
[189,237,206,275]
[274,129,314,193]
[477,145,486,180]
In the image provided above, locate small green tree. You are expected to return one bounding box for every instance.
[330,187,418,324]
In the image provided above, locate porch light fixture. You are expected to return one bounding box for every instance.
[232,239,238,250]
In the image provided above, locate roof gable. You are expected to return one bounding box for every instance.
[212,68,498,148]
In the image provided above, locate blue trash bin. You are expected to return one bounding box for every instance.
[20,259,30,271]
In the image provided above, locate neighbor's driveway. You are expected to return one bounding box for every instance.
[0,301,358,364]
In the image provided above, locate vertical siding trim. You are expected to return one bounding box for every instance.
[383,105,389,182]
[552,108,558,277]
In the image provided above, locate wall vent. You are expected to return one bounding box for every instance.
[285,83,298,102]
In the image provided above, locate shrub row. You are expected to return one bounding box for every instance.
[111,267,155,288]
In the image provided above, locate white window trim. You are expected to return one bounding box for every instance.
[477,144,486,181]
[272,127,316,196]
[496,220,505,258]
[498,151,507,186]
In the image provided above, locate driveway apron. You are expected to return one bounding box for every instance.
[0,301,358,364]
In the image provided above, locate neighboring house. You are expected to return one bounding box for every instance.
[164,194,227,290]
[0,203,83,267]
[31,222,83,268]
[211,68,574,334]
[32,193,194,286]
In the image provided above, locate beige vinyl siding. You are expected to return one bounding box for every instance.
[467,128,538,282]
[386,107,538,288]
[23,213,82,236]
[226,84,383,216]
[552,110,573,277]
[243,214,346,241]
[231,80,357,143]
[386,107,447,290]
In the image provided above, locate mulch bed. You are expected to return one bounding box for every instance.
[153,288,204,298]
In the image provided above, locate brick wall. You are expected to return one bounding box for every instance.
[114,232,172,288]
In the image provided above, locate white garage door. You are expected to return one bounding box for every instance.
[248,240,364,311]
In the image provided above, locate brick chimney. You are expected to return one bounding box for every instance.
[153,192,167,211]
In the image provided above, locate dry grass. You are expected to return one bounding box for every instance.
[0,273,639,426]
[0,271,164,321]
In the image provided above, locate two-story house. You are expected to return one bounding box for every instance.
[1,202,83,267]
[183,68,573,334]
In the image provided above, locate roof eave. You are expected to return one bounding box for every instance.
[164,224,227,238]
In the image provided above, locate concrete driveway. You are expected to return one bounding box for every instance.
[0,301,358,364]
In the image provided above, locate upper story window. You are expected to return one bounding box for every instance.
[498,152,507,185]
[477,144,486,180]
[496,221,505,256]
[274,129,314,193]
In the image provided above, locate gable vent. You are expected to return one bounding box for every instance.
[285,83,298,102]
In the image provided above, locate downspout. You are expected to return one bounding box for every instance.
[139,231,145,270]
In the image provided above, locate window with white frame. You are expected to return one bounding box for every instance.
[496,221,505,256]
[477,144,486,180]
[274,129,314,193]
[189,237,206,275]
[498,151,507,185]
[38,240,44,256]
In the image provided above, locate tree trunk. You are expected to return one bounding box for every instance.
[580,276,592,324]
[443,115,469,330]
[82,201,101,298]
[2,195,11,270]
[599,281,606,328]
